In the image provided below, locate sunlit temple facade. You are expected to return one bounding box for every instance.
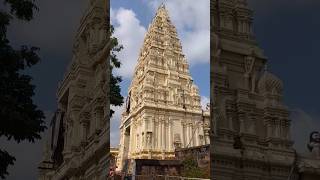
[116,5,210,171]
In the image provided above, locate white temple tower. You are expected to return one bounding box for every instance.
[117,4,210,171]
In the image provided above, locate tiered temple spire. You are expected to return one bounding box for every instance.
[127,4,197,112]
[117,5,210,172]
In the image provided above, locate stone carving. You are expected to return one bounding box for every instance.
[244,56,255,72]
[211,0,300,179]
[258,69,283,96]
[308,131,320,158]
[117,5,210,171]
[38,1,110,179]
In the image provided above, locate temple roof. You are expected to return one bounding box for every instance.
[125,3,202,114]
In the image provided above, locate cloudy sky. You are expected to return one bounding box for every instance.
[1,0,320,179]
[110,0,210,147]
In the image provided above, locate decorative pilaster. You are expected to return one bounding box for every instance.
[157,120,161,150]
[128,125,134,156]
[168,121,172,151]
[161,120,165,150]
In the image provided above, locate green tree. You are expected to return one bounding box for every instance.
[110,25,124,117]
[181,157,210,178]
[0,0,46,179]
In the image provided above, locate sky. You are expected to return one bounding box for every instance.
[248,0,320,152]
[109,0,210,147]
[0,0,320,179]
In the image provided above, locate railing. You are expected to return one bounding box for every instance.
[110,175,210,180]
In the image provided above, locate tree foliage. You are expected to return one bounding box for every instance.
[0,0,46,178]
[110,25,124,117]
[181,157,210,179]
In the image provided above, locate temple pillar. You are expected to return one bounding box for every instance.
[161,121,165,150]
[182,123,186,147]
[157,121,161,150]
[94,107,103,134]
[128,125,133,156]
[132,124,136,153]
[186,123,190,147]
[168,121,172,151]
[191,124,194,146]
[195,125,199,146]
[165,122,168,149]
[152,120,156,150]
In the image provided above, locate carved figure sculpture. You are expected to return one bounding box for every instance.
[307,131,320,158]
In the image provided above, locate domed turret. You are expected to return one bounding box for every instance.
[258,70,283,95]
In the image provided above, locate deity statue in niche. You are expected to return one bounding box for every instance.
[307,131,320,158]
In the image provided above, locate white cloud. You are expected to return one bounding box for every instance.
[183,29,210,65]
[110,103,126,147]
[201,96,210,110]
[111,8,146,78]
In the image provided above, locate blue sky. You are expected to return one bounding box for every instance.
[110,0,210,147]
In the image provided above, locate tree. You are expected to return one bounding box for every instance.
[0,0,46,178]
[181,157,210,178]
[109,25,124,117]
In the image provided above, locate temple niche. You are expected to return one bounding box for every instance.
[116,4,210,172]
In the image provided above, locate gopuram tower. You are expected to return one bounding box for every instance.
[212,0,296,179]
[117,4,210,171]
